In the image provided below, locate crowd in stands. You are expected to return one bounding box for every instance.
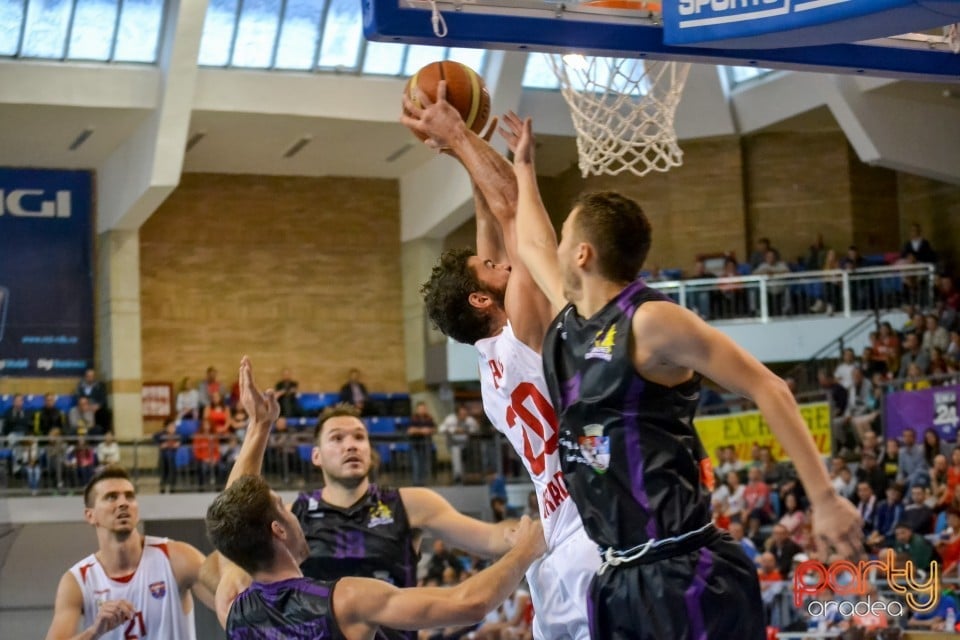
[661,224,956,321]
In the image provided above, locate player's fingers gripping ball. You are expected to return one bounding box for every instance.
[403,60,491,142]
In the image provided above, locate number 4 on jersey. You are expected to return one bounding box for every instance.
[124,611,146,639]
[505,382,559,475]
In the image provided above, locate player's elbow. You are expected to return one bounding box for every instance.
[757,375,796,409]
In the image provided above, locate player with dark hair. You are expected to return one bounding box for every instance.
[46,465,215,640]
[209,357,528,640]
[475,112,863,640]
[404,83,598,640]
[207,357,546,639]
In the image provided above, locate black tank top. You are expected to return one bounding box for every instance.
[542,280,714,550]
[226,577,346,639]
[292,485,418,640]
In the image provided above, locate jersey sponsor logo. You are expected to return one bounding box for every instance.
[578,424,611,473]
[93,588,110,607]
[585,325,616,361]
[541,470,571,519]
[149,581,166,599]
[367,501,394,528]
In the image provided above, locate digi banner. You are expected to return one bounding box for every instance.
[885,384,960,444]
[662,0,960,49]
[0,168,94,377]
[694,402,831,466]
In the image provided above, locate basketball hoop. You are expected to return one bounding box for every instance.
[548,53,690,177]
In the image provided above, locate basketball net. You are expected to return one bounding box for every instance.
[548,54,690,177]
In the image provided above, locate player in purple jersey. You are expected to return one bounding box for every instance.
[206,358,546,640]
[486,113,864,640]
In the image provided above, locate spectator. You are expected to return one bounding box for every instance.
[728,521,758,564]
[902,485,935,535]
[75,368,108,411]
[714,471,746,522]
[67,396,99,437]
[66,437,96,487]
[833,348,858,392]
[898,428,929,489]
[901,223,937,265]
[937,508,960,574]
[840,246,869,309]
[854,481,878,533]
[155,418,180,494]
[45,428,68,491]
[95,430,121,470]
[766,524,802,578]
[753,249,792,315]
[523,490,539,520]
[717,257,748,316]
[408,401,436,486]
[266,416,295,485]
[439,405,479,484]
[686,258,717,319]
[192,419,221,488]
[203,390,230,435]
[871,322,901,376]
[749,237,773,270]
[746,515,766,551]
[274,368,301,418]
[490,496,509,523]
[486,467,507,503]
[220,433,241,480]
[16,436,42,494]
[778,493,807,545]
[870,484,905,544]
[923,314,951,353]
[931,454,951,509]
[904,362,931,391]
[923,428,951,466]
[716,445,744,478]
[899,332,931,379]
[858,425,882,460]
[803,233,828,272]
[835,466,857,501]
[893,522,936,573]
[744,466,775,523]
[175,376,200,421]
[908,578,957,632]
[757,445,784,488]
[227,406,249,441]
[33,393,66,436]
[757,552,783,584]
[339,368,369,413]
[930,346,949,376]
[818,369,850,450]
[424,539,462,584]
[879,438,900,485]
[2,393,31,441]
[197,365,222,408]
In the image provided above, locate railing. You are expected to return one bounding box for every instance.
[786,312,880,391]
[0,432,526,497]
[648,263,935,324]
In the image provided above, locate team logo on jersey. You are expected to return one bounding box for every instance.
[579,424,610,473]
[585,326,616,361]
[367,501,394,528]
[149,581,166,599]
[94,589,110,608]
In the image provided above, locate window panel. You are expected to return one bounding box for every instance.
[68,0,119,61]
[402,43,445,76]
[317,0,361,69]
[21,0,72,58]
[446,47,485,73]
[361,40,404,75]
[113,0,163,62]
[274,0,324,70]
[199,0,240,67]
[231,0,282,68]
[0,0,26,56]
[521,52,559,89]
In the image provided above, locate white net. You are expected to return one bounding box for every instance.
[548,54,691,178]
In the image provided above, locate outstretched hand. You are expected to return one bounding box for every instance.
[238,356,280,427]
[811,492,864,560]
[498,111,535,167]
[400,80,498,156]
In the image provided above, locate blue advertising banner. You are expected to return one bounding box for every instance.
[662,0,960,49]
[0,168,94,377]
[884,384,960,444]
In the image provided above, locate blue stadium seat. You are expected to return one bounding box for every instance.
[0,395,12,414]
[177,419,199,438]
[319,393,340,408]
[297,444,314,463]
[394,417,411,429]
[376,443,392,465]
[298,393,325,414]
[365,417,398,435]
[54,395,75,412]
[661,268,682,281]
[23,395,45,411]
[0,449,12,461]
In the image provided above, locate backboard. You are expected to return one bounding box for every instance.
[362,0,960,82]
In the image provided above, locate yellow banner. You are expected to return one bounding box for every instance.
[694,402,831,467]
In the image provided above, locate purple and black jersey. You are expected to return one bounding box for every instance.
[542,280,764,640]
[542,280,714,550]
[292,485,417,640]
[226,577,345,640]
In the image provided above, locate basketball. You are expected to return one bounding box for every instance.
[404,60,491,141]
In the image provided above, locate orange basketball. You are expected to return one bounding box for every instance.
[404,61,491,142]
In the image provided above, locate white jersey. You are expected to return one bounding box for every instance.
[476,322,584,549]
[68,535,196,640]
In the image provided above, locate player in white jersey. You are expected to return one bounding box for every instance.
[46,465,216,640]
[408,86,599,640]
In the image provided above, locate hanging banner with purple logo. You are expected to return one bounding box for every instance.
[885,384,960,443]
[0,168,94,377]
